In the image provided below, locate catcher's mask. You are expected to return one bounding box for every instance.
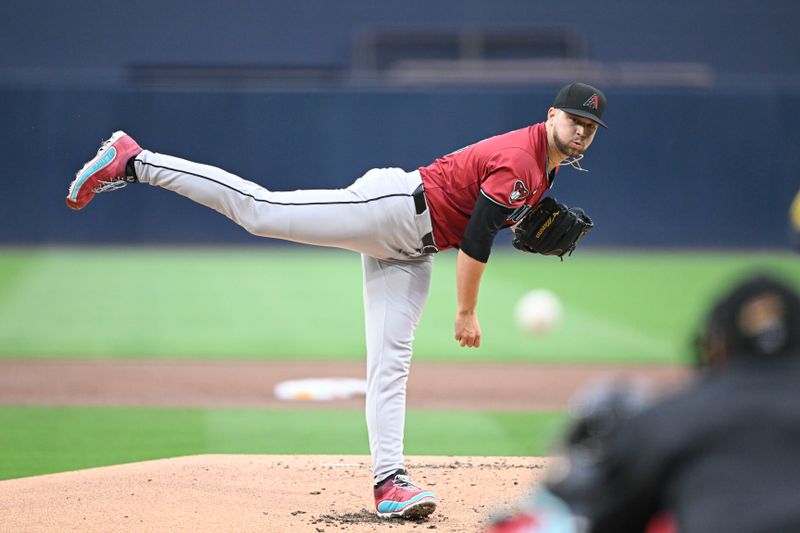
[693,273,800,368]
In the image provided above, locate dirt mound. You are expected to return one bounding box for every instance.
[0,454,552,532]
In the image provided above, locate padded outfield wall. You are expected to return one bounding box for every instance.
[1,85,798,248]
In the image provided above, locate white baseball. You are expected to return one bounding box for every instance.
[515,289,563,334]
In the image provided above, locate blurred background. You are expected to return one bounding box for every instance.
[1,0,799,479]
[2,0,800,247]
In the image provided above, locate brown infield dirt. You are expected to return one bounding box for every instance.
[0,359,689,532]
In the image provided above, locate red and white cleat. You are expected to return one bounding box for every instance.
[374,469,437,519]
[66,131,142,210]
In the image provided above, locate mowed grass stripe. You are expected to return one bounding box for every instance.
[0,406,567,480]
[0,248,798,362]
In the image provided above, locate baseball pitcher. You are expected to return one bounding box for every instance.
[65,82,607,520]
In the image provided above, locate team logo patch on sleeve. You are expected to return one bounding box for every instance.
[509,180,530,203]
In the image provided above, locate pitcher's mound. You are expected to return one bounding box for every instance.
[0,455,552,532]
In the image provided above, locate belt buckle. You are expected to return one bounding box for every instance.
[421,231,438,254]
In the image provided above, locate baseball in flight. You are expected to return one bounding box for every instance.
[515,289,563,334]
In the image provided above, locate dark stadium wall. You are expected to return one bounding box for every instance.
[1,86,797,248]
[1,0,798,248]
[1,1,798,82]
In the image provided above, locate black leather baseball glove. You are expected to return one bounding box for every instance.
[512,196,593,258]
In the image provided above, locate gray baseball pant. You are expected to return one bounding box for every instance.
[133,150,435,483]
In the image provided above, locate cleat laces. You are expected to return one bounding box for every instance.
[94,180,128,194]
[392,474,420,490]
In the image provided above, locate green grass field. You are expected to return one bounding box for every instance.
[1,247,797,362]
[1,247,798,480]
[0,406,566,480]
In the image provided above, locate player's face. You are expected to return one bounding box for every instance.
[550,110,598,157]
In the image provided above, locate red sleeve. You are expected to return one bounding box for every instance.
[480,149,541,209]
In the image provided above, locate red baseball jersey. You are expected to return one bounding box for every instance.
[419,122,554,251]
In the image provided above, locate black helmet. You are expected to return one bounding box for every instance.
[694,273,800,367]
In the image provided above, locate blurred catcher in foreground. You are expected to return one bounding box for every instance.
[487,272,800,533]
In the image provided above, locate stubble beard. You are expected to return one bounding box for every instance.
[553,126,584,158]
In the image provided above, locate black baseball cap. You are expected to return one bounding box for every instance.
[553,82,608,128]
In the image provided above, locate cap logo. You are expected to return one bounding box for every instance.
[583,94,600,110]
